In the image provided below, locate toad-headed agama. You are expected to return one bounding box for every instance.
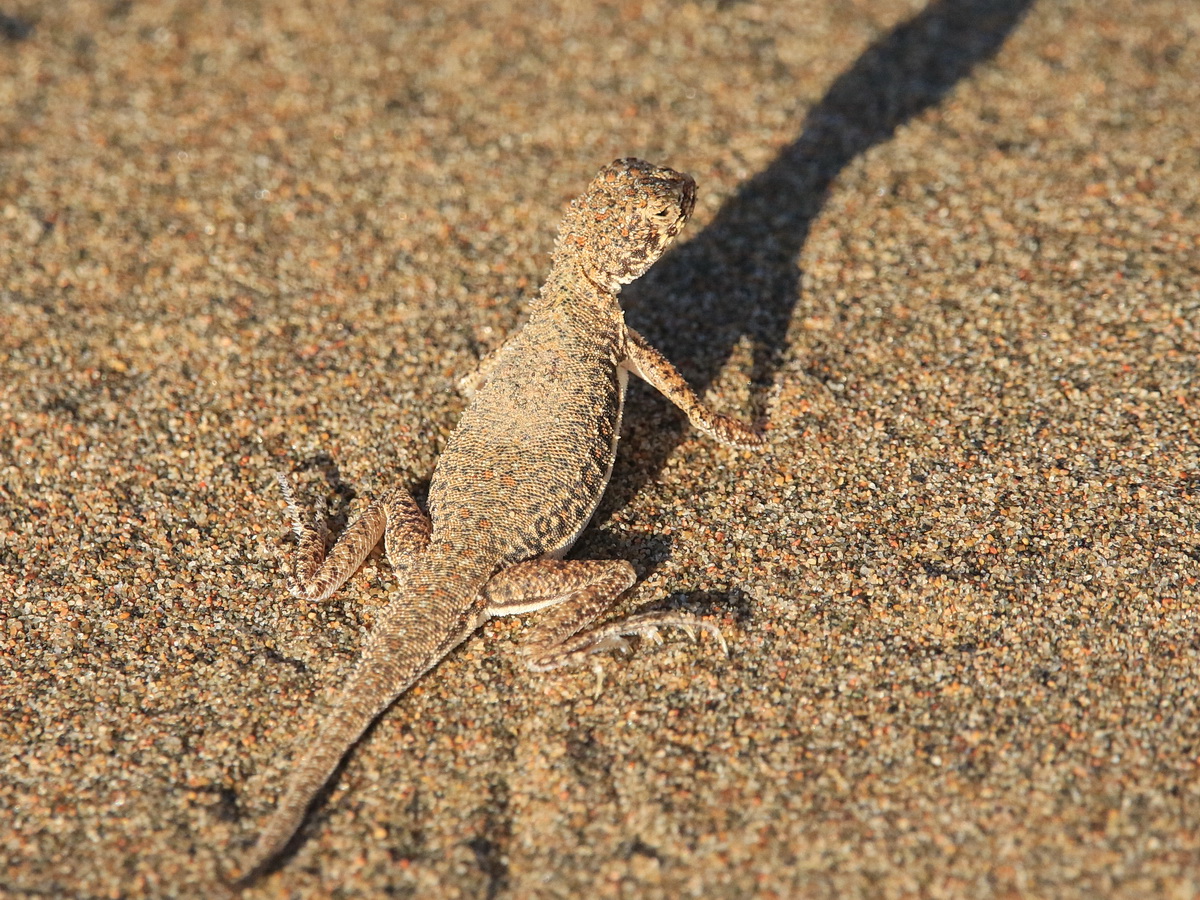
[235,158,765,881]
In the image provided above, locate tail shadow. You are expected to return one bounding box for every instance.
[613,0,1036,506]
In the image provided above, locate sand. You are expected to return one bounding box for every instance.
[2,0,1199,896]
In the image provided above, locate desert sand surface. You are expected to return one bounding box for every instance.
[2,1,1199,897]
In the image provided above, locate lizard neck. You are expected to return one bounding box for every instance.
[532,265,623,320]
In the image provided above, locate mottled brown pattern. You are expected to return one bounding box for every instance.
[551,158,697,293]
[237,159,763,882]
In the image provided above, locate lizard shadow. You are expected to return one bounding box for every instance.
[238,5,1037,875]
[290,451,360,532]
[230,769,350,885]
[0,11,34,42]
[607,0,1037,520]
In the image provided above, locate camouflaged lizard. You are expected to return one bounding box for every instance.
[236,158,763,881]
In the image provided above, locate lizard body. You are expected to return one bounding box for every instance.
[237,159,762,881]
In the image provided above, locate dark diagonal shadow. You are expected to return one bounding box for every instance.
[614,0,1036,504]
[0,12,34,42]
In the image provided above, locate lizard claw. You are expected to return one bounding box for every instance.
[639,626,664,645]
[703,622,729,657]
[599,611,727,657]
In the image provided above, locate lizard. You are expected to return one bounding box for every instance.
[234,158,764,882]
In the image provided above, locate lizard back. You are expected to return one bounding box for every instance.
[428,301,627,564]
[428,158,698,567]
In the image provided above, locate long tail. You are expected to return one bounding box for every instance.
[234,552,493,883]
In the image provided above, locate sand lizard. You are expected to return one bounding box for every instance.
[236,158,764,881]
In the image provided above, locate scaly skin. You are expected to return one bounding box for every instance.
[234,159,763,883]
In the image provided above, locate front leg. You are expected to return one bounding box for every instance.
[457,341,513,399]
[481,558,726,672]
[276,474,431,602]
[623,327,764,449]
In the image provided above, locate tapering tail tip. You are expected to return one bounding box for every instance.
[229,756,348,888]
[228,555,493,883]
[226,819,299,889]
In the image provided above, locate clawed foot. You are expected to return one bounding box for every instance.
[275,471,331,539]
[273,471,336,601]
[528,610,728,673]
[613,611,729,657]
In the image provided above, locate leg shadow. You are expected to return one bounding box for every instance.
[615,0,1036,505]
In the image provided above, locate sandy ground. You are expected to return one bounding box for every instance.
[3,0,1199,897]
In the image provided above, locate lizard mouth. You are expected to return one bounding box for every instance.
[660,172,696,223]
[677,174,697,220]
[647,171,696,238]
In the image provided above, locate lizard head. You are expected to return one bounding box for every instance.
[553,158,696,293]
